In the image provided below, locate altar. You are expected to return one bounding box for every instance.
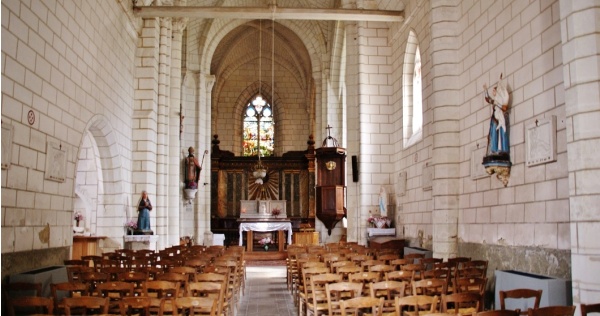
[238,219,292,252]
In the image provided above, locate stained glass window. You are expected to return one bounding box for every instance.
[243,95,274,157]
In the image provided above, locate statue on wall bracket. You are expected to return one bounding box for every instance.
[482,74,511,187]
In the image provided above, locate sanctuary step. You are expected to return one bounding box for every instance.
[245,251,288,261]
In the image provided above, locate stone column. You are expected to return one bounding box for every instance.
[559,1,600,307]
[199,74,215,245]
[156,17,173,249]
[171,18,187,245]
[429,0,461,259]
[133,17,159,244]
[344,21,361,244]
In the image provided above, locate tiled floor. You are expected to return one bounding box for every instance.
[237,266,297,316]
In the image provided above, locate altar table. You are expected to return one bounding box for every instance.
[238,220,293,252]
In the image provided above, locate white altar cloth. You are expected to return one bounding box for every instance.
[239,222,293,246]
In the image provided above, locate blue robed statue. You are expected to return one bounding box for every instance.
[137,190,152,231]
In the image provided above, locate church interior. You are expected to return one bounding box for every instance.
[1,0,599,312]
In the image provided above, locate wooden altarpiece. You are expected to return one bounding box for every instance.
[210,135,316,246]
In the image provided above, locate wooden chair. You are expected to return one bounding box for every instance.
[306,273,342,316]
[331,261,355,274]
[100,266,127,281]
[390,258,414,270]
[79,271,109,293]
[156,272,188,296]
[119,296,152,316]
[476,311,520,316]
[186,281,226,316]
[412,278,448,297]
[369,280,407,315]
[63,296,109,316]
[173,297,218,316]
[369,264,396,280]
[65,265,94,282]
[420,258,443,271]
[6,296,54,316]
[377,253,400,265]
[340,296,384,316]
[118,270,149,294]
[348,271,380,296]
[298,266,329,310]
[95,281,135,313]
[143,280,179,315]
[456,260,488,279]
[386,270,416,295]
[441,292,481,315]
[527,306,575,316]
[170,266,199,283]
[50,281,89,315]
[326,282,364,316]
[402,263,426,282]
[337,265,363,282]
[499,289,542,315]
[581,303,600,316]
[361,259,385,272]
[395,295,439,316]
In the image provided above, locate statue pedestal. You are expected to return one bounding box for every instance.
[123,235,159,251]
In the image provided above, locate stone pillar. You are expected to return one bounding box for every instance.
[133,17,159,245]
[171,18,186,245]
[429,0,461,259]
[156,17,173,249]
[344,21,361,244]
[199,74,215,245]
[559,1,600,307]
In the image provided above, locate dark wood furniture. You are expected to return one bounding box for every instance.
[315,144,347,235]
[210,135,316,244]
[368,237,405,258]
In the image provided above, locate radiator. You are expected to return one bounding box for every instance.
[494,270,572,309]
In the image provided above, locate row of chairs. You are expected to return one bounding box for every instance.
[4,244,246,316]
[7,295,218,316]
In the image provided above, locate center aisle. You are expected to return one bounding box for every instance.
[237,265,296,316]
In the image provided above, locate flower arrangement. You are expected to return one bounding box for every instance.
[271,208,281,217]
[373,216,390,228]
[125,220,138,230]
[74,211,84,221]
[258,236,273,246]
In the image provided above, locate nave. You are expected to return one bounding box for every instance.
[238,266,296,316]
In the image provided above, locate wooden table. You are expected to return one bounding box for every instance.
[72,236,106,260]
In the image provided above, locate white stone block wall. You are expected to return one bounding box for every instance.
[455,0,570,251]
[390,0,435,247]
[2,0,136,255]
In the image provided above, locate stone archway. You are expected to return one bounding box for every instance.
[73,115,128,251]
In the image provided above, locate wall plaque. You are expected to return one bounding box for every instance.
[45,142,67,182]
[526,116,557,167]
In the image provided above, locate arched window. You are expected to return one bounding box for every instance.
[243,95,274,157]
[403,30,423,147]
